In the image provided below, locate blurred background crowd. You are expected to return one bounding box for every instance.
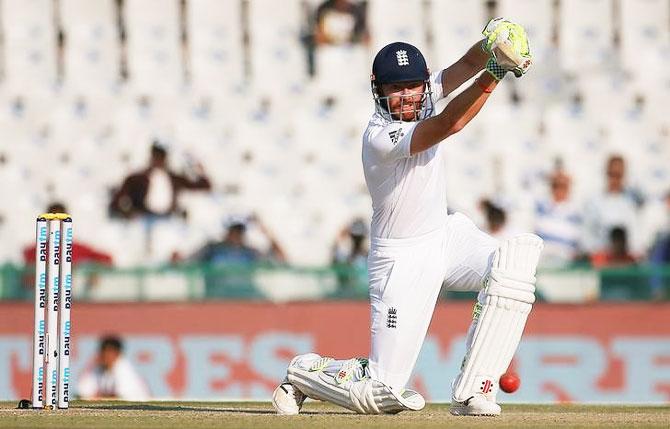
[0,0,668,302]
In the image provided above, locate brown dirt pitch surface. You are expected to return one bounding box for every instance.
[2,401,669,428]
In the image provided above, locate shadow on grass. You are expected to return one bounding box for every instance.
[77,403,353,415]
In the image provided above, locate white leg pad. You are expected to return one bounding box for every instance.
[452,234,543,402]
[287,366,425,414]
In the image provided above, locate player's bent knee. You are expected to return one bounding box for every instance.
[484,233,543,304]
[287,361,425,414]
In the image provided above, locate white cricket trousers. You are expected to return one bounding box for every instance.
[367,212,498,390]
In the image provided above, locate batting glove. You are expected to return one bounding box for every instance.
[485,58,508,81]
[481,17,507,52]
[481,17,533,78]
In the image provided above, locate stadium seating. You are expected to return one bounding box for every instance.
[247,0,306,97]
[369,0,427,53]
[124,0,183,95]
[187,0,245,95]
[430,0,486,69]
[0,0,667,271]
[1,0,57,93]
[620,0,670,80]
[60,0,119,93]
[559,0,614,73]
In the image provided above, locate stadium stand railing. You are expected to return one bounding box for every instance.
[0,262,668,303]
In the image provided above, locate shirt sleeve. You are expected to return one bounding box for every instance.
[430,70,445,104]
[366,121,419,161]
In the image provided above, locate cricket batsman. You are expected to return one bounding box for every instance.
[273,18,542,417]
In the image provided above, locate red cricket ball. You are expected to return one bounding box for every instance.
[499,372,520,393]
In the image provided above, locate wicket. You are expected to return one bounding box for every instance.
[31,213,72,409]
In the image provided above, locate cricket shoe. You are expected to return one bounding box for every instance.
[272,353,323,415]
[450,393,501,416]
[272,379,306,415]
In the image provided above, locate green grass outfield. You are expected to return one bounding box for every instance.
[2,401,669,429]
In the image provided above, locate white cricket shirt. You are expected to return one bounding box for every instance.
[77,357,150,400]
[362,71,447,238]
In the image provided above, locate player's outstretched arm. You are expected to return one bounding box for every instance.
[410,71,497,155]
[440,40,489,98]
[409,18,532,156]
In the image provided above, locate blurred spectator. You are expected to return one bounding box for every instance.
[190,215,286,298]
[313,0,369,47]
[650,192,670,264]
[583,155,643,255]
[109,141,211,219]
[305,0,369,76]
[591,227,637,268]
[191,214,286,265]
[534,170,585,267]
[77,335,149,401]
[480,199,511,240]
[592,227,646,301]
[22,202,113,267]
[649,191,670,298]
[332,218,369,296]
